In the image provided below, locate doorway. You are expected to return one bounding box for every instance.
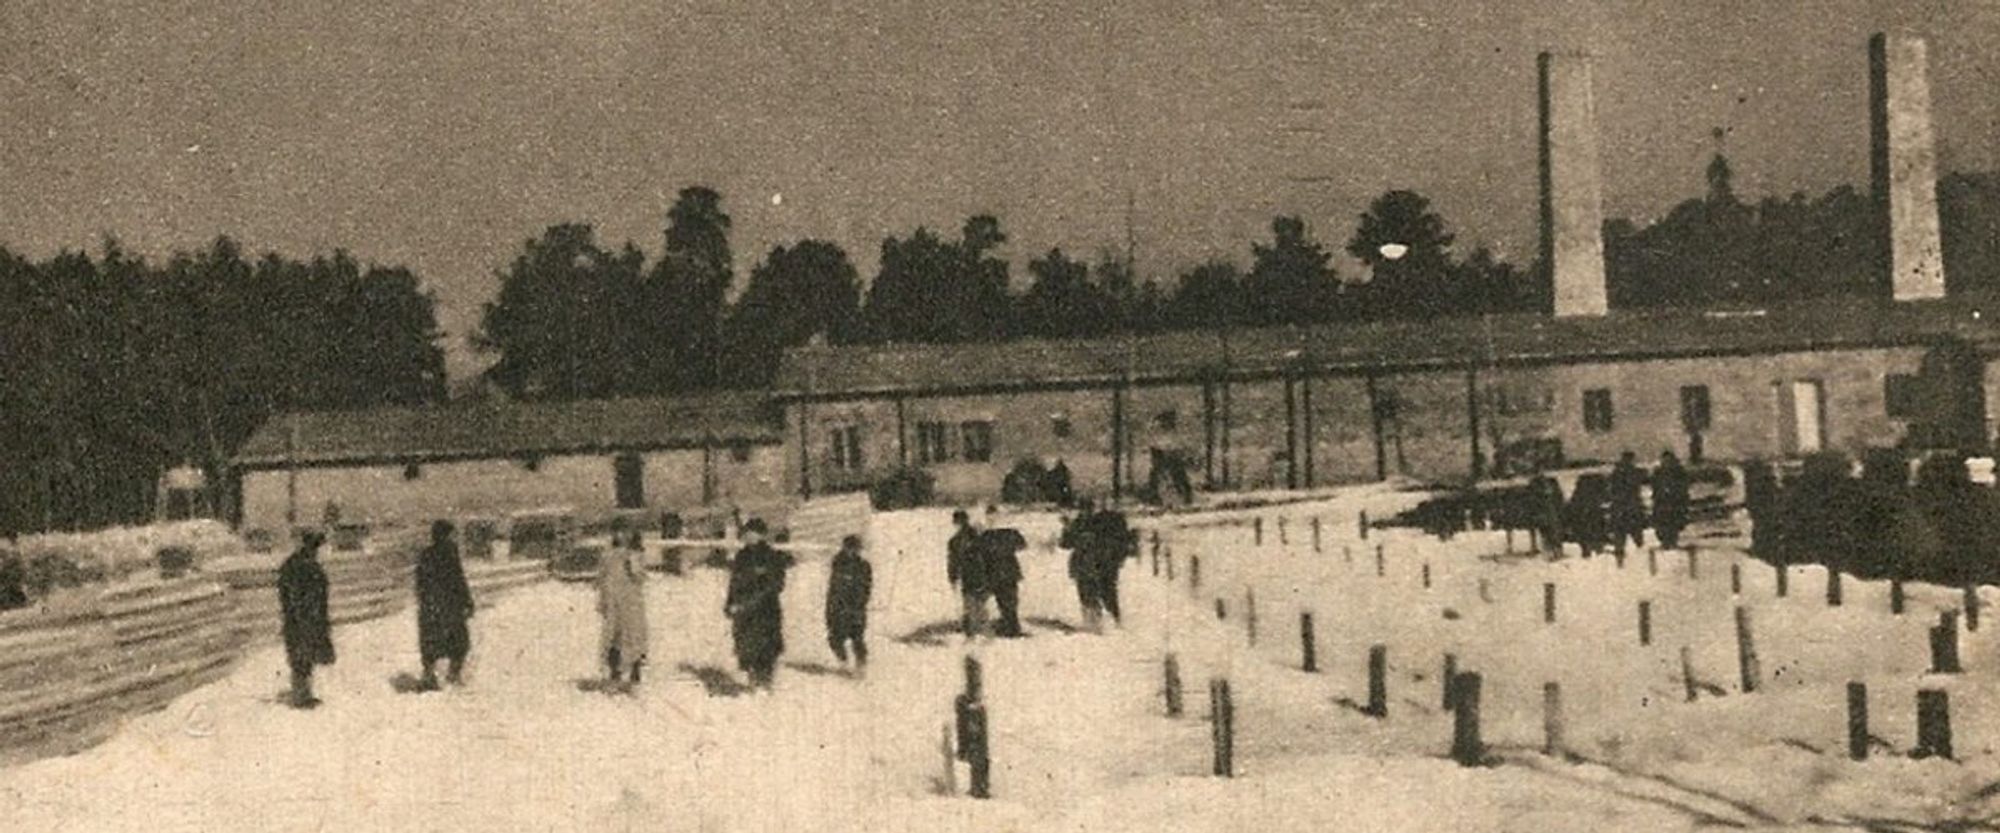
[613,453,645,509]
[1776,379,1826,456]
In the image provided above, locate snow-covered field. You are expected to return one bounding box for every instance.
[4,487,1997,831]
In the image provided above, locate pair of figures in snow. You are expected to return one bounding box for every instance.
[1061,500,1135,629]
[947,509,1027,638]
[277,520,475,709]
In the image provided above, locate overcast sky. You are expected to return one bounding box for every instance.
[4,0,1998,378]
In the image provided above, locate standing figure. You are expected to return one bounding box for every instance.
[415,520,475,690]
[981,527,1027,637]
[946,510,990,637]
[1527,473,1566,558]
[278,530,336,709]
[1650,452,1692,550]
[1061,500,1103,627]
[1607,451,1649,553]
[1090,504,1135,626]
[1564,474,1611,558]
[597,529,650,691]
[1042,459,1075,508]
[725,518,794,690]
[825,534,873,672]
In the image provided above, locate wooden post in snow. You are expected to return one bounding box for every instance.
[1422,562,1432,590]
[1687,549,1700,580]
[1731,563,1742,596]
[1543,582,1557,624]
[1891,579,1905,615]
[1827,569,1844,607]
[1915,689,1953,760]
[1647,547,1658,576]
[1209,678,1235,777]
[1638,600,1653,647]
[1930,611,1962,674]
[1366,644,1388,718]
[1163,653,1184,717]
[1450,672,1485,766]
[1679,646,1698,702]
[1165,547,1176,582]
[1214,597,1228,621]
[1244,588,1258,645]
[1190,554,1202,595]
[1300,612,1317,672]
[1278,516,1288,546]
[1846,682,1869,761]
[1375,543,1386,578]
[1542,682,1565,758]
[939,723,958,796]
[1312,516,1323,553]
[1964,586,1981,632]
[1734,606,1761,693]
[1359,511,1369,540]
[1442,653,1458,710]
[1253,516,1264,547]
[1776,564,1789,598]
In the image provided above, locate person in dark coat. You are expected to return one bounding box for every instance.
[1650,452,1692,550]
[946,509,990,637]
[825,534,873,671]
[1090,505,1135,625]
[414,520,475,690]
[1607,452,1649,553]
[1042,459,1075,508]
[1527,473,1566,558]
[725,518,794,690]
[1061,500,1104,627]
[980,528,1027,637]
[278,530,336,709]
[1564,474,1610,558]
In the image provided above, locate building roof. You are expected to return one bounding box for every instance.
[773,295,2000,398]
[234,391,783,469]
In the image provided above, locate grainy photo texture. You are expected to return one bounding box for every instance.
[5,3,2000,831]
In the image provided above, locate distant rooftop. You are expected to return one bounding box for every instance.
[234,390,782,470]
[772,296,2000,398]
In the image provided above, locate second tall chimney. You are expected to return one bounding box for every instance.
[1539,50,1609,317]
[1870,33,1945,302]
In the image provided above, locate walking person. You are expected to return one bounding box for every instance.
[1650,451,1692,551]
[725,518,794,691]
[1091,504,1135,626]
[1564,474,1610,559]
[1061,500,1103,628]
[946,509,990,637]
[981,527,1027,637]
[415,520,475,690]
[278,530,335,709]
[825,534,873,673]
[596,526,650,692]
[1608,451,1649,553]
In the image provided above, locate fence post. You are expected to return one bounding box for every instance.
[1930,611,1962,674]
[1827,570,1844,607]
[1734,606,1760,693]
[1215,597,1228,621]
[1166,547,1176,582]
[1312,517,1323,553]
[1164,653,1184,717]
[1965,586,1981,632]
[965,702,991,798]
[1638,600,1652,647]
[1366,644,1388,718]
[1648,548,1658,576]
[1915,689,1953,760]
[1506,527,1515,553]
[1422,563,1432,590]
[1450,672,1485,766]
[1847,682,1869,761]
[1542,682,1565,758]
[1375,543,1386,578]
[1891,579,1905,615]
[1254,516,1264,547]
[1279,516,1289,546]
[940,723,958,796]
[1151,544,1161,577]
[1543,582,1557,624]
[1209,678,1235,777]
[1731,563,1742,596]
[964,655,984,701]
[1190,555,1202,595]
[1300,612,1317,672]
[1245,588,1258,645]
[1442,653,1458,710]
[1776,564,1789,598]
[1680,645,1698,702]
[1360,511,1369,540]
[1478,577,1493,604]
[1687,550,1700,580]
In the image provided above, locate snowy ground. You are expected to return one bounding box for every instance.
[4,489,1998,831]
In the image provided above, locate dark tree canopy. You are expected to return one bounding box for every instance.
[1244,216,1340,326]
[723,240,863,385]
[860,216,1013,343]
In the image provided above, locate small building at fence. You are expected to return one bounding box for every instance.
[231,391,789,537]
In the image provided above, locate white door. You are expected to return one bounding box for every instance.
[1791,380,1825,454]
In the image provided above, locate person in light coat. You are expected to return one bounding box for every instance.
[596,528,650,691]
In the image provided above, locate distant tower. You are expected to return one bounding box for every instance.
[1706,127,1736,205]
[1538,50,1610,317]
[1869,33,1945,301]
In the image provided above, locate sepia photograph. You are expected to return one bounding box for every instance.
[6,1,2000,830]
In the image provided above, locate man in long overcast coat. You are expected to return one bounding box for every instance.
[278,529,335,708]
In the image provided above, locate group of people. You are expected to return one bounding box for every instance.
[275,515,875,708]
[1748,448,2000,585]
[1521,450,1693,559]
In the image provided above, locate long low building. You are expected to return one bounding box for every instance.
[232,392,789,536]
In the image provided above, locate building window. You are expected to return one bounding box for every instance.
[1154,409,1179,431]
[915,421,952,464]
[402,463,422,481]
[829,426,865,471]
[1680,385,1712,432]
[729,441,753,463]
[613,453,645,509]
[1050,414,1072,439]
[960,420,995,463]
[1582,388,1615,433]
[1886,373,1921,419]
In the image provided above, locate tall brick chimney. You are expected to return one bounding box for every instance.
[1869,33,1945,301]
[1539,50,1609,317]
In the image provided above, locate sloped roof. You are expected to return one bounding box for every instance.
[234,391,783,469]
[773,295,2000,398]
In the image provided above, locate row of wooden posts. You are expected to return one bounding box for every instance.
[1152,516,1972,777]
